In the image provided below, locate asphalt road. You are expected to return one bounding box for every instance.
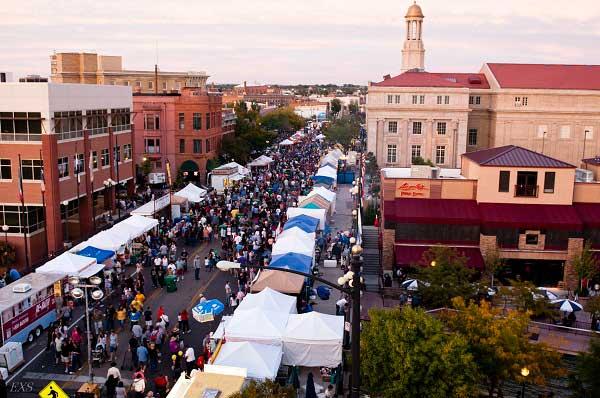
[7,236,236,398]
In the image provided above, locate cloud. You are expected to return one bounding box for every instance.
[1,0,599,83]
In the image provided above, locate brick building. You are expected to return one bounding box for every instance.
[0,83,134,270]
[133,88,224,185]
[380,146,600,289]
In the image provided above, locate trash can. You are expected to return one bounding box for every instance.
[165,275,177,292]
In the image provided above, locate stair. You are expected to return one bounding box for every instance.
[361,226,381,292]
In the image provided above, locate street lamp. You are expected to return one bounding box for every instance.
[1,225,8,245]
[430,261,436,267]
[104,179,118,221]
[216,251,364,398]
[69,275,104,383]
[520,367,529,398]
[62,200,70,243]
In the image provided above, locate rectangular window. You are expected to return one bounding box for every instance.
[388,121,398,133]
[498,171,510,192]
[419,95,425,104]
[468,129,478,146]
[74,153,84,174]
[387,95,393,104]
[444,95,450,105]
[135,81,141,88]
[206,139,211,152]
[560,126,571,139]
[144,114,160,130]
[113,146,120,163]
[0,205,44,234]
[437,96,443,105]
[516,171,538,197]
[123,81,130,86]
[0,159,11,180]
[585,128,594,140]
[412,121,422,135]
[193,139,201,154]
[469,96,474,105]
[544,172,556,193]
[92,151,98,169]
[123,144,132,161]
[475,96,481,105]
[523,97,528,106]
[179,139,185,153]
[162,82,167,90]
[58,157,69,178]
[411,145,421,161]
[525,234,539,245]
[515,96,527,107]
[20,159,43,181]
[435,146,446,164]
[178,113,185,130]
[412,95,418,105]
[101,149,109,167]
[437,122,446,135]
[386,145,397,163]
[144,139,160,154]
[193,113,201,130]
[394,95,401,104]
[206,113,211,130]
[148,81,154,90]
[54,111,83,139]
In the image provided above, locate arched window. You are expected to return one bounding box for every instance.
[411,20,418,40]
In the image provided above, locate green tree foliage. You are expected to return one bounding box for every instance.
[573,242,598,295]
[417,246,478,308]
[0,241,16,268]
[260,107,304,133]
[362,307,478,398]
[228,379,296,398]
[140,159,153,176]
[411,156,435,166]
[323,116,360,148]
[447,298,565,397]
[498,280,557,321]
[569,338,600,397]
[348,100,359,115]
[482,248,505,288]
[206,157,221,172]
[330,98,342,116]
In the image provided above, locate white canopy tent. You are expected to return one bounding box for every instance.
[175,183,207,203]
[320,154,338,167]
[272,233,315,258]
[279,139,294,146]
[131,194,171,216]
[225,308,288,345]
[119,214,158,234]
[307,186,336,213]
[278,226,316,241]
[236,287,297,314]
[80,229,129,252]
[214,162,250,176]
[315,165,337,180]
[282,312,344,368]
[248,155,274,168]
[36,252,104,278]
[109,222,143,242]
[287,207,326,230]
[207,341,283,380]
[315,133,325,140]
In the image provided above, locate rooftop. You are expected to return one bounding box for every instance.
[372,71,489,89]
[583,156,600,166]
[486,63,600,91]
[462,145,575,168]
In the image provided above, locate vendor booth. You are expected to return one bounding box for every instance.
[272,234,315,258]
[248,155,274,168]
[225,308,288,345]
[283,214,320,233]
[209,162,250,193]
[175,183,207,203]
[131,194,171,217]
[36,252,104,278]
[251,270,305,294]
[206,341,283,380]
[279,139,294,146]
[287,208,326,230]
[282,312,344,368]
[77,246,115,263]
[236,287,297,314]
[269,252,313,274]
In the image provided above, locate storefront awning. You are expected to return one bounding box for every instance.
[395,244,484,269]
[479,203,582,231]
[574,203,600,228]
[384,199,480,225]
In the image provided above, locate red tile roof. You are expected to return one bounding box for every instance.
[372,71,479,88]
[429,73,490,89]
[486,63,600,91]
[462,145,575,168]
[583,156,600,166]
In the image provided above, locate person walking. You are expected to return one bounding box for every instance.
[193,255,201,281]
[108,330,118,362]
[184,346,195,376]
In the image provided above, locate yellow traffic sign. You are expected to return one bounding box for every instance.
[39,381,69,398]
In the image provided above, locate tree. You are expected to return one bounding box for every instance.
[323,116,359,148]
[206,157,221,172]
[416,246,478,309]
[482,248,505,288]
[411,156,434,166]
[362,307,478,398]
[585,295,600,330]
[348,100,359,115]
[572,242,598,295]
[569,338,600,397]
[228,379,296,398]
[447,298,565,397]
[499,280,557,321]
[330,98,342,116]
[260,107,305,133]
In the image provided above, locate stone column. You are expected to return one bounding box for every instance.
[382,228,395,271]
[479,234,498,259]
[41,133,63,256]
[565,238,584,290]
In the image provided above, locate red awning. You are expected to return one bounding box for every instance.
[479,203,582,231]
[384,199,480,225]
[574,203,600,228]
[394,245,484,269]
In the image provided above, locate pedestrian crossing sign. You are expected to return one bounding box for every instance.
[39,381,69,398]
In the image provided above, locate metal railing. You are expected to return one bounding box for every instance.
[57,130,84,141]
[89,127,108,136]
[112,124,132,132]
[0,133,42,142]
[515,184,538,197]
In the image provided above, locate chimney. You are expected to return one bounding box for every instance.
[244,81,247,94]
[383,74,391,80]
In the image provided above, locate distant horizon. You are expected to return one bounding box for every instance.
[3,0,599,84]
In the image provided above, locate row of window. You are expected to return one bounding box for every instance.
[386,144,446,164]
[145,112,220,131]
[125,80,182,91]
[54,108,131,135]
[0,112,42,141]
[386,94,451,105]
[387,121,447,135]
[56,145,132,179]
[469,96,481,105]
[0,205,45,234]
[537,125,594,140]
[497,170,555,195]
[178,137,220,154]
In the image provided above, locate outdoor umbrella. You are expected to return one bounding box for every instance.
[400,279,429,291]
[551,299,583,312]
[192,299,225,322]
[305,372,317,398]
[533,288,559,301]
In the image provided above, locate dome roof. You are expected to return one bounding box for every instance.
[406,2,424,18]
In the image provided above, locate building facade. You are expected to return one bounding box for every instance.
[380,146,600,289]
[50,52,208,93]
[132,88,224,185]
[0,83,134,270]
[367,2,600,169]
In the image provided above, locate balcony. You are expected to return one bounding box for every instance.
[515,184,538,198]
[145,147,161,154]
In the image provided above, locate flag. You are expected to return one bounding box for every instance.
[40,168,46,194]
[88,150,94,183]
[17,155,24,203]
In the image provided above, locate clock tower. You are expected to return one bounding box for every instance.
[401,2,425,73]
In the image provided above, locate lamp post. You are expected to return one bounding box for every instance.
[1,225,8,245]
[104,179,116,222]
[216,250,364,398]
[68,275,104,383]
[520,367,529,398]
[62,200,70,243]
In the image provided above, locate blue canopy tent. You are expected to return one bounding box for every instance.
[283,215,319,233]
[270,252,313,274]
[300,202,321,210]
[311,175,335,185]
[77,246,115,263]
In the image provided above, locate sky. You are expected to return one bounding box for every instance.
[2,0,600,85]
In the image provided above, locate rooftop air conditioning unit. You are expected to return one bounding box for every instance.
[576,168,594,183]
[12,283,32,293]
[431,167,440,179]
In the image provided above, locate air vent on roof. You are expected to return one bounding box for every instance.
[383,74,391,80]
[12,283,31,293]
[445,77,457,83]
[468,77,482,84]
